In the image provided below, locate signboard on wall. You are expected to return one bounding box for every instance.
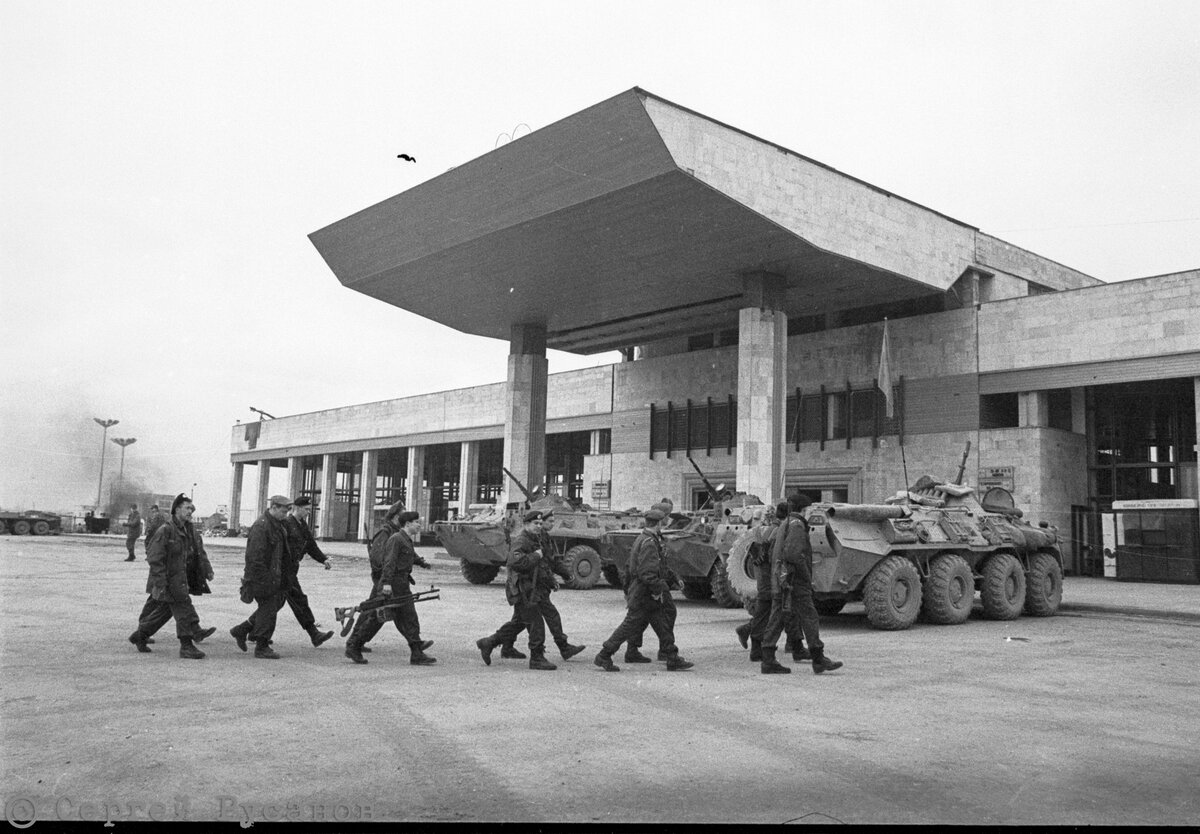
[978,466,1015,492]
[591,481,610,500]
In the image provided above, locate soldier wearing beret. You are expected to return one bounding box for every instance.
[128,493,216,659]
[344,510,436,665]
[760,492,842,675]
[594,507,693,672]
[622,499,680,665]
[476,509,584,671]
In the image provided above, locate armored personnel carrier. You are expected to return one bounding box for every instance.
[726,475,1064,629]
[600,459,771,608]
[433,483,642,589]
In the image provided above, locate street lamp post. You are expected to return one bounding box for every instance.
[93,418,119,510]
[111,437,136,502]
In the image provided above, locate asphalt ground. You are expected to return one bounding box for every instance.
[1,533,1198,825]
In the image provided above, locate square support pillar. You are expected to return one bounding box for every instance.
[286,457,304,500]
[407,446,428,521]
[502,323,548,506]
[458,441,480,517]
[1019,391,1050,427]
[317,453,337,540]
[255,460,272,516]
[736,272,788,504]
[1192,377,1200,505]
[228,462,245,531]
[359,449,379,542]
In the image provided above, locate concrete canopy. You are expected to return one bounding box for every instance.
[310,88,979,354]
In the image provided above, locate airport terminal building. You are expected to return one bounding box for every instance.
[228,89,1200,581]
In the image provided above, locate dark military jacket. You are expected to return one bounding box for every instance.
[625,528,670,609]
[377,529,418,594]
[771,513,813,593]
[146,517,212,602]
[126,509,142,538]
[243,512,289,598]
[283,514,328,577]
[506,529,547,606]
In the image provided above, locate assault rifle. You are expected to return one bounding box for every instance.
[334,586,441,636]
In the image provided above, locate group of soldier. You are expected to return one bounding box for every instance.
[124,489,842,676]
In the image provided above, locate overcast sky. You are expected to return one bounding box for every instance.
[2,0,1198,516]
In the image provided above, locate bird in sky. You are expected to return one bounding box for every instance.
[397,154,416,162]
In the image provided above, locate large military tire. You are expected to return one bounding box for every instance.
[0,519,7,534]
[1024,551,1063,616]
[602,564,623,589]
[12,520,31,536]
[726,529,760,601]
[981,552,1026,620]
[921,553,975,625]
[863,555,923,630]
[709,560,742,608]
[680,580,712,600]
[32,520,50,536]
[460,559,500,585]
[562,545,601,590]
[814,598,846,617]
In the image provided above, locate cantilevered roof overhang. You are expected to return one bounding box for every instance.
[310,88,981,354]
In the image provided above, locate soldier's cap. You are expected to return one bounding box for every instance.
[268,494,293,507]
[293,496,312,507]
[170,493,191,513]
[644,508,666,522]
[787,492,813,511]
[775,502,790,520]
[651,501,674,515]
[396,510,420,524]
[523,509,552,523]
[385,500,407,520]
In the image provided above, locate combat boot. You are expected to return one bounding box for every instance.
[229,623,249,653]
[760,647,790,674]
[345,641,367,664]
[811,649,843,675]
[124,555,136,562]
[128,631,151,653]
[593,651,620,672]
[665,655,694,671]
[624,648,652,664]
[656,650,672,661]
[308,625,335,647]
[179,638,205,660]
[418,640,435,650]
[194,626,217,643]
[559,643,586,660]
[735,622,751,649]
[792,643,813,662]
[254,641,280,660]
[749,638,763,662]
[500,644,526,659]
[477,637,497,666]
[529,653,557,671]
[410,646,437,666]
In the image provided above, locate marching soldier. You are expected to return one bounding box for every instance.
[127,493,216,659]
[760,493,843,675]
[735,503,810,662]
[344,511,435,665]
[235,495,293,659]
[123,504,142,561]
[594,507,693,672]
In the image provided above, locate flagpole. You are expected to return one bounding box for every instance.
[878,317,909,498]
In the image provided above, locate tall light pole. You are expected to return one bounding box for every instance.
[111,437,136,502]
[93,418,119,510]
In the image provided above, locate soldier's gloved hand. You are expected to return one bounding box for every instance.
[323,559,332,570]
[409,575,417,585]
[206,567,215,581]
[415,558,431,569]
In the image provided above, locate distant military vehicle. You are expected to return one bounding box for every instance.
[725,471,1064,630]
[0,510,63,536]
[433,470,642,589]
[601,458,771,608]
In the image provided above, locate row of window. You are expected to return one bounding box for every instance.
[649,384,903,456]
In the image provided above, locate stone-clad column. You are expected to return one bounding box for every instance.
[502,323,548,506]
[255,460,272,516]
[228,462,245,531]
[359,449,379,542]
[286,457,304,500]
[458,440,480,516]
[1193,377,1200,508]
[406,446,427,520]
[317,453,337,540]
[736,273,787,505]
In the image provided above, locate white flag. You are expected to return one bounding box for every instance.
[878,318,894,418]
